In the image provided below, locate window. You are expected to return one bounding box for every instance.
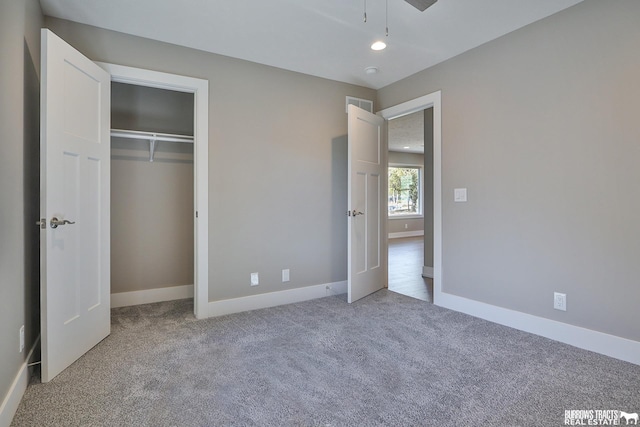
[388,166,422,216]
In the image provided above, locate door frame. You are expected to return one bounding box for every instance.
[97,63,209,318]
[378,91,442,304]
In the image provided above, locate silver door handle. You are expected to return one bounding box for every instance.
[352,210,364,217]
[50,217,75,229]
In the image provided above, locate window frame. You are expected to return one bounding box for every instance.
[387,163,424,219]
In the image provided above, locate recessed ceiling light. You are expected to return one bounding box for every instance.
[364,66,379,75]
[371,41,387,51]
[404,146,410,149]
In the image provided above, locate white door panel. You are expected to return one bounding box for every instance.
[41,29,111,382]
[347,105,386,303]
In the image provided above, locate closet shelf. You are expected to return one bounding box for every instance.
[111,129,194,162]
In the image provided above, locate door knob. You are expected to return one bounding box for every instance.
[352,210,364,217]
[50,217,76,229]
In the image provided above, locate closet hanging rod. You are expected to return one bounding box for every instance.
[111,129,193,162]
[110,129,194,144]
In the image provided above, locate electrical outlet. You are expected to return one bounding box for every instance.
[251,272,259,286]
[554,292,567,311]
[282,269,290,282]
[404,224,408,229]
[19,325,24,353]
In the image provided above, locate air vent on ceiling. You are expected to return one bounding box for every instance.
[346,96,373,114]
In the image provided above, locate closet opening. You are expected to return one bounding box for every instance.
[110,82,196,310]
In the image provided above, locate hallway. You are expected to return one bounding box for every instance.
[388,236,433,302]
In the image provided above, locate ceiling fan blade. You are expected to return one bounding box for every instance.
[404,0,438,12]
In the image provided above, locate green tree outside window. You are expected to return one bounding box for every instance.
[388,167,420,216]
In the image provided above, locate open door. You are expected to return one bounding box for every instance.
[347,104,387,303]
[40,29,111,382]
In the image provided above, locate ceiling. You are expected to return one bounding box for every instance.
[389,111,424,153]
[39,0,583,90]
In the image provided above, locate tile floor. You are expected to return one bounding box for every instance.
[388,236,433,302]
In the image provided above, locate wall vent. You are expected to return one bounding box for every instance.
[346,96,373,113]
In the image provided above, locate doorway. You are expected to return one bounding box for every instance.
[379,91,442,305]
[98,62,210,318]
[387,110,432,301]
[110,82,195,310]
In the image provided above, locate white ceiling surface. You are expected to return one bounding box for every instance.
[389,111,424,153]
[40,0,583,90]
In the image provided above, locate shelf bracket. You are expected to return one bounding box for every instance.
[110,129,193,163]
[149,137,157,162]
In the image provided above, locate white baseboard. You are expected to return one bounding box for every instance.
[111,284,194,308]
[422,266,434,278]
[388,230,424,239]
[0,336,40,427]
[200,281,348,318]
[435,291,640,366]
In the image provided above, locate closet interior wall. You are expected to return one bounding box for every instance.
[110,82,195,296]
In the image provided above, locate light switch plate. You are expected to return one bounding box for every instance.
[282,269,290,282]
[454,188,467,202]
[251,272,259,286]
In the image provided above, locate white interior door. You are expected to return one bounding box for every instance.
[347,104,387,303]
[40,29,111,382]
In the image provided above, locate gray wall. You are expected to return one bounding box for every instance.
[387,151,424,235]
[388,151,423,166]
[388,217,423,235]
[111,82,194,135]
[111,83,194,294]
[0,0,43,410]
[45,17,376,302]
[377,0,640,341]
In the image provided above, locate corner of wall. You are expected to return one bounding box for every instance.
[0,338,40,427]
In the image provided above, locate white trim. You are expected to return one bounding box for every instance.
[0,336,40,427]
[111,285,194,308]
[437,293,640,365]
[388,230,424,239]
[95,63,209,319]
[201,281,347,318]
[388,215,423,220]
[379,93,440,120]
[379,91,442,304]
[422,266,434,278]
[389,161,424,167]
